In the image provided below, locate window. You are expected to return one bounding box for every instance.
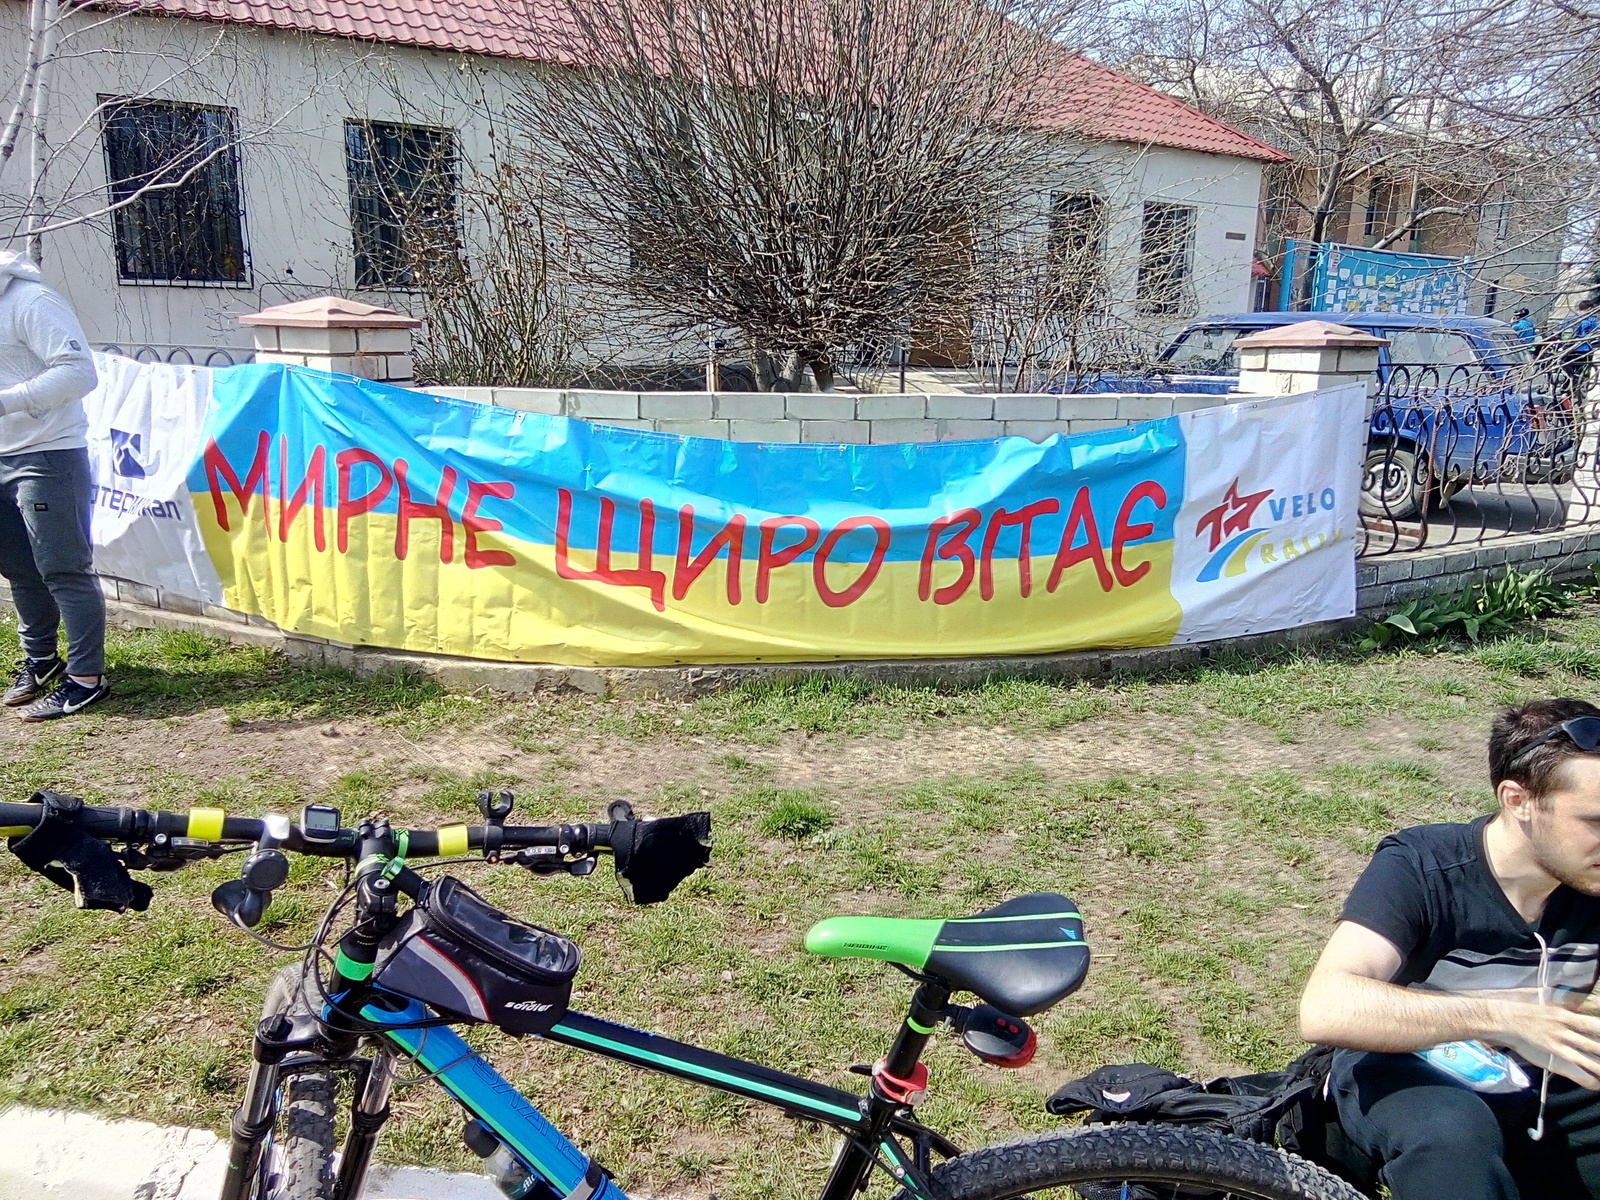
[100,99,247,284]
[1164,325,1241,373]
[1048,193,1107,291]
[1386,329,1485,379]
[345,121,458,289]
[1136,202,1194,314]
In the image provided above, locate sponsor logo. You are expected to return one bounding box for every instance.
[110,429,147,480]
[502,999,554,1013]
[1194,477,1341,583]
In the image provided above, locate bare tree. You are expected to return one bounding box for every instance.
[1108,0,1591,309]
[507,0,1092,390]
[0,0,330,264]
[403,164,593,388]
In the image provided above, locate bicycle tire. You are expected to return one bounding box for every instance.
[893,1125,1368,1200]
[251,965,337,1200]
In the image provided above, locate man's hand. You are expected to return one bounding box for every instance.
[1300,921,1600,1089]
[1494,1005,1600,1088]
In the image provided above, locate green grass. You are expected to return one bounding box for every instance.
[2,600,1598,1196]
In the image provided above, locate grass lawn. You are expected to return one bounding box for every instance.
[1,608,1596,1197]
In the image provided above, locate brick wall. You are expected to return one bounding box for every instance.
[1356,528,1600,615]
[424,386,1229,442]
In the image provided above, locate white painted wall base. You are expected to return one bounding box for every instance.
[0,1106,501,1200]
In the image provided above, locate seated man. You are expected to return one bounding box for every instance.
[1301,697,1600,1200]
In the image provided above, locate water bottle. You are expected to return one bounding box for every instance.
[1415,1040,1532,1093]
[463,1118,542,1198]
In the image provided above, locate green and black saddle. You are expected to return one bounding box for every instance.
[804,892,1088,1016]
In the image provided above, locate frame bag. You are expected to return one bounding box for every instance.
[372,875,580,1034]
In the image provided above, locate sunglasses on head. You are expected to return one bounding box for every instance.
[1508,716,1600,768]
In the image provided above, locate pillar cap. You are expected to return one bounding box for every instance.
[238,296,421,329]
[1233,320,1388,349]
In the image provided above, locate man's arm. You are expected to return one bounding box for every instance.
[0,291,96,418]
[1301,920,1600,1088]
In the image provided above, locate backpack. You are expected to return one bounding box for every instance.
[1046,1046,1376,1192]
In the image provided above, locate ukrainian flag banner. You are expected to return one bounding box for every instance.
[81,355,1365,667]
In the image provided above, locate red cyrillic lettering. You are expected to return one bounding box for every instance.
[554,489,667,611]
[812,516,891,607]
[756,516,820,603]
[277,438,326,552]
[917,509,981,604]
[463,481,516,569]
[204,431,270,532]
[394,459,458,563]
[1111,481,1168,587]
[1047,486,1112,593]
[979,499,1060,599]
[674,505,745,604]
[335,448,392,554]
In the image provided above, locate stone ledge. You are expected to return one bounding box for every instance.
[9,588,1364,699]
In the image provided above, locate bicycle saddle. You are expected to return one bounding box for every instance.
[803,892,1088,1016]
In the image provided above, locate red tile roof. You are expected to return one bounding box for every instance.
[127,0,1286,162]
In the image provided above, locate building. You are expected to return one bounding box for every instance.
[0,0,1285,370]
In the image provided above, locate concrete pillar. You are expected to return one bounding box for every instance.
[238,296,421,384]
[1234,320,1386,402]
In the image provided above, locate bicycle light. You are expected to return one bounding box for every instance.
[956,1003,1037,1068]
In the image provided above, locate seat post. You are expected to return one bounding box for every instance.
[882,980,949,1086]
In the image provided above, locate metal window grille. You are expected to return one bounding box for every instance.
[100,98,247,284]
[345,120,459,289]
[1135,202,1194,315]
[1048,193,1107,295]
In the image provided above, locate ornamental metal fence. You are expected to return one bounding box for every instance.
[97,342,255,368]
[1357,361,1598,558]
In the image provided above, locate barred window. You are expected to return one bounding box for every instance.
[100,99,247,284]
[1136,201,1195,315]
[345,121,458,289]
[1049,193,1107,290]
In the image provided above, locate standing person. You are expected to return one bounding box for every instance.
[0,250,108,720]
[1300,697,1600,1200]
[1559,299,1599,400]
[1511,308,1537,347]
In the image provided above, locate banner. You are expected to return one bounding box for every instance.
[82,356,1365,667]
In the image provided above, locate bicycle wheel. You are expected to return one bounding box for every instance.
[895,1125,1367,1200]
[251,965,337,1200]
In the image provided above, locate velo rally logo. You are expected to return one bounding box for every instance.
[1193,476,1342,583]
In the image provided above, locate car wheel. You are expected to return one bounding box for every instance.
[1361,443,1428,520]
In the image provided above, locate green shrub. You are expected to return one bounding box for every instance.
[1362,567,1573,651]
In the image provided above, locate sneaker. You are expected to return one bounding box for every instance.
[20,677,110,722]
[4,657,64,706]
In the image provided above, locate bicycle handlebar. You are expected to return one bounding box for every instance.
[0,800,613,860]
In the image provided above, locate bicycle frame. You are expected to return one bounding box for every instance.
[225,983,960,1200]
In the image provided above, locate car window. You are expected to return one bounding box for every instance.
[1165,326,1240,372]
[1486,329,1532,367]
[1385,329,1484,374]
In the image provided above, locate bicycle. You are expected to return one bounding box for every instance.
[0,789,1363,1200]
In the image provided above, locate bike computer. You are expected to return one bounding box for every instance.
[300,804,341,844]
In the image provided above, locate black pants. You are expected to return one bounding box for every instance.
[1332,1050,1600,1200]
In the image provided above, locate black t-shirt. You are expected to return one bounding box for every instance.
[1340,816,1600,1002]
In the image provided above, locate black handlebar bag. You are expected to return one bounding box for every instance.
[372,875,580,1034]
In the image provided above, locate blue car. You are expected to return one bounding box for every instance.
[1157,312,1571,519]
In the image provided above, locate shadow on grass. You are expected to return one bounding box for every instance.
[47,625,459,725]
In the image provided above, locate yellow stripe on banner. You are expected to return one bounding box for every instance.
[188,807,226,841]
[0,825,31,837]
[193,505,1184,667]
[436,824,469,857]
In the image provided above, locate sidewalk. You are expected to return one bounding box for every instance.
[0,1106,499,1200]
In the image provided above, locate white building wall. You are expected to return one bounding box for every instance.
[0,6,1266,363]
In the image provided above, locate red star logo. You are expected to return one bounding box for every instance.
[1195,478,1272,552]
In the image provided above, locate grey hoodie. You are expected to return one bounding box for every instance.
[0,250,95,456]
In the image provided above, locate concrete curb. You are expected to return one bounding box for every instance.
[88,594,1364,699]
[0,1105,500,1200]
